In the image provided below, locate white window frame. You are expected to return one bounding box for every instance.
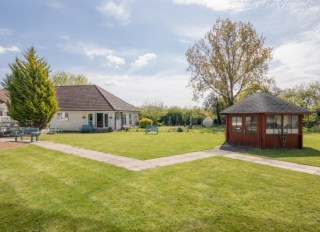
[57,112,69,121]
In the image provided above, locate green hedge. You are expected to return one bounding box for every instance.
[139,118,153,128]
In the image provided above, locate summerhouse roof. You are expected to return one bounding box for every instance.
[56,85,139,112]
[220,92,310,114]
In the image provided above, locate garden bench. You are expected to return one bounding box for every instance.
[48,124,63,134]
[145,125,159,134]
[80,124,96,133]
[15,127,41,142]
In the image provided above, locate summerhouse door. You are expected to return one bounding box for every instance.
[243,116,259,147]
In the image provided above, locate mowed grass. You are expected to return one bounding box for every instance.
[244,133,320,167]
[42,127,320,167]
[1,145,320,231]
[42,127,225,160]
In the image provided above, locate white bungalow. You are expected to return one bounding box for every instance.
[51,85,140,131]
[0,89,9,117]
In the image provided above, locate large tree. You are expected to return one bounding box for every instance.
[280,81,320,128]
[51,71,90,86]
[186,18,273,106]
[1,46,58,129]
[140,100,166,124]
[203,93,225,125]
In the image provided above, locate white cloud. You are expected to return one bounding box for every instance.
[270,25,320,88]
[173,0,249,12]
[0,28,12,36]
[62,42,125,68]
[173,0,320,15]
[174,25,211,41]
[0,46,20,54]
[58,35,70,40]
[83,47,125,67]
[81,72,196,107]
[97,0,131,24]
[46,1,65,9]
[131,53,157,69]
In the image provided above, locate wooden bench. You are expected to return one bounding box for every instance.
[80,124,96,133]
[48,124,63,134]
[145,125,159,134]
[15,127,41,142]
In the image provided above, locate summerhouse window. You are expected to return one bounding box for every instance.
[232,116,242,133]
[283,115,299,134]
[245,116,257,134]
[266,115,281,134]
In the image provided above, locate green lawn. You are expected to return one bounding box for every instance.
[1,145,320,231]
[42,127,225,160]
[42,127,320,167]
[243,133,320,167]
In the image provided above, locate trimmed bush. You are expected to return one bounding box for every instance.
[139,118,153,128]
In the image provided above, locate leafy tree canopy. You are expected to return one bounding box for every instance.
[51,71,90,86]
[280,81,320,127]
[140,100,166,124]
[1,46,58,129]
[186,18,274,107]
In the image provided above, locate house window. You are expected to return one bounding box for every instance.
[283,115,299,134]
[266,115,281,134]
[232,116,242,133]
[245,116,257,134]
[121,113,126,125]
[88,114,93,126]
[57,112,69,121]
[0,111,2,116]
[129,113,132,125]
[104,114,109,127]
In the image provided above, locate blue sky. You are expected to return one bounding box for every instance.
[0,0,319,107]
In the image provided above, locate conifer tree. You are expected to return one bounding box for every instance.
[2,46,58,129]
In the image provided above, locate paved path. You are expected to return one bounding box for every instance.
[34,141,223,171]
[33,141,320,175]
[223,153,320,176]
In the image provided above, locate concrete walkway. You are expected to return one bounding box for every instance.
[34,141,223,171]
[33,141,320,175]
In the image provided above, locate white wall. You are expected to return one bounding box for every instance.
[0,103,8,116]
[50,111,139,131]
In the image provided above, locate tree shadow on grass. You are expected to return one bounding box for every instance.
[2,202,315,232]
[160,211,317,232]
[219,144,320,158]
[0,203,120,231]
[249,147,320,159]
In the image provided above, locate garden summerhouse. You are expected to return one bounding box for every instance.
[220,92,310,149]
